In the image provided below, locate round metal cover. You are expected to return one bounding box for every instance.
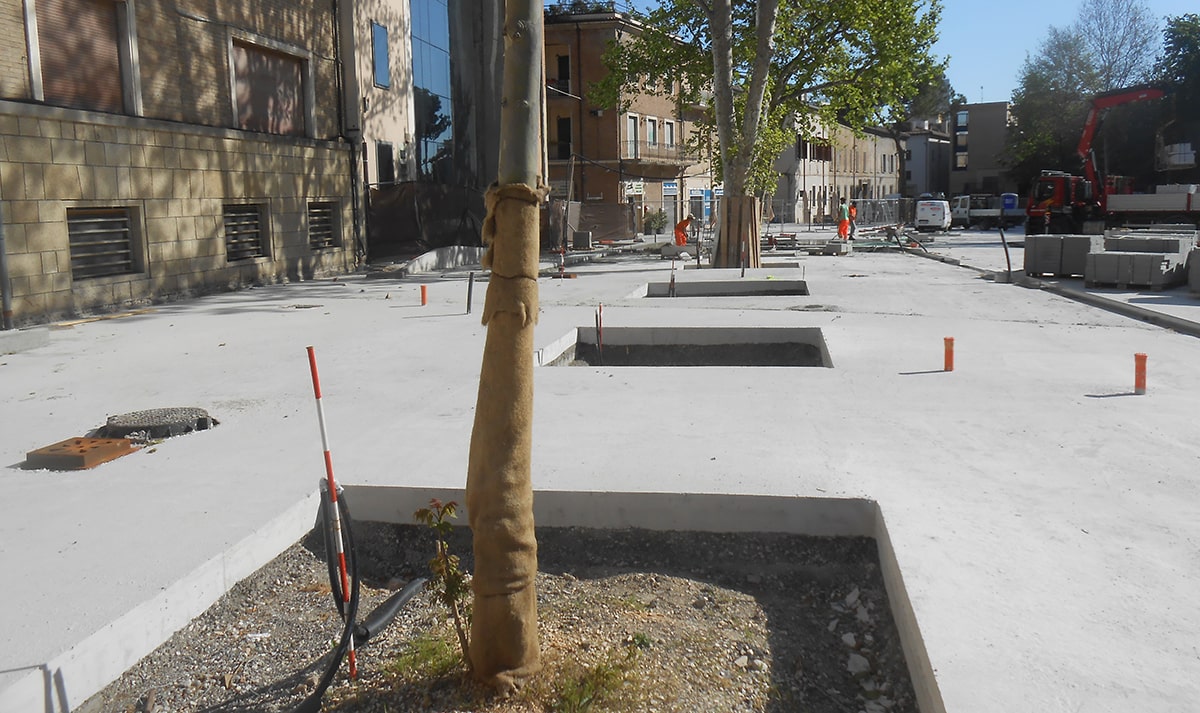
[99,407,217,440]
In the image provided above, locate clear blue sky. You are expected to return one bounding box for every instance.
[933,0,1196,104]
[621,1,1196,103]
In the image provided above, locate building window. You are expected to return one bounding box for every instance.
[664,121,675,147]
[555,116,571,160]
[955,154,968,170]
[231,38,309,137]
[35,0,141,115]
[956,110,968,128]
[376,141,395,184]
[955,132,968,149]
[412,0,453,180]
[553,54,570,93]
[646,118,658,146]
[625,114,639,157]
[372,22,390,88]
[223,204,268,261]
[308,202,340,250]
[67,208,139,280]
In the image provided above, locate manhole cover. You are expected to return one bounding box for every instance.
[97,407,218,440]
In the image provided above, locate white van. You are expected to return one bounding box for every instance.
[915,199,951,232]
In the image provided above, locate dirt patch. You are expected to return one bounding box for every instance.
[82,523,918,713]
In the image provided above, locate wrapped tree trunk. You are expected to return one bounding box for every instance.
[713,195,761,269]
[463,0,542,694]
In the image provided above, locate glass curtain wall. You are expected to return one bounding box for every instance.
[411,0,453,181]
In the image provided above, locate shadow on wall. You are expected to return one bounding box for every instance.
[368,183,485,260]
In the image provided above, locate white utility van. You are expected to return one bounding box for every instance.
[915,199,951,232]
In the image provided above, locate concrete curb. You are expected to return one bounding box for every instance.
[1017,275,1200,339]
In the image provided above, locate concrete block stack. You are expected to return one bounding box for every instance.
[1083,230,1197,289]
[1024,234,1103,277]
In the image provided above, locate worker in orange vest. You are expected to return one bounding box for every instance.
[674,214,694,246]
[837,198,850,240]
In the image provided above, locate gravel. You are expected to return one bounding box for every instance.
[82,520,919,713]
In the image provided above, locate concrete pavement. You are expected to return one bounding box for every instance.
[2,227,1200,712]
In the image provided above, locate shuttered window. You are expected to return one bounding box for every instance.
[307,202,339,250]
[223,204,267,261]
[37,0,125,113]
[68,208,137,280]
[232,40,305,136]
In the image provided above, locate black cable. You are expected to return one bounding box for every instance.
[289,484,361,713]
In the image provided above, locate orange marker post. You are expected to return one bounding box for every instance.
[420,284,428,306]
[944,337,955,372]
[1134,353,1147,395]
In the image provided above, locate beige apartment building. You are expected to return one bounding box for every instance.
[543,3,708,242]
[773,122,903,224]
[0,0,355,326]
[949,101,1019,197]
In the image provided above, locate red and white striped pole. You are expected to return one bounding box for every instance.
[305,345,357,678]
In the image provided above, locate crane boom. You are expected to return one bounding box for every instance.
[1076,85,1165,185]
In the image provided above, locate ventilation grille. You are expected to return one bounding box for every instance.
[224,204,266,261]
[308,202,338,250]
[68,208,136,280]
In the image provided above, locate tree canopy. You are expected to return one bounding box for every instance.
[1004,0,1165,191]
[1155,13,1200,158]
[591,0,943,200]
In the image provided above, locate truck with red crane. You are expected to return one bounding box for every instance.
[1025,85,1200,234]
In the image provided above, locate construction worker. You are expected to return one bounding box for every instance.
[837,198,850,240]
[848,201,858,240]
[674,214,694,246]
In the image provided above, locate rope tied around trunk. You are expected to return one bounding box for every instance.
[481,182,548,328]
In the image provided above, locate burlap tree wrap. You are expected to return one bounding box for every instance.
[465,181,546,691]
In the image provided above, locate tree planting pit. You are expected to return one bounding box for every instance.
[545,326,833,367]
[645,278,809,297]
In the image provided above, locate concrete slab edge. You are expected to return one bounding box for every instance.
[0,490,321,713]
[340,485,945,713]
[873,503,945,713]
[0,327,50,354]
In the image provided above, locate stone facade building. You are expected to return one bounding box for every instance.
[0,0,355,326]
[773,122,903,225]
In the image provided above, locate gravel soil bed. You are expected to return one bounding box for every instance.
[83,521,919,713]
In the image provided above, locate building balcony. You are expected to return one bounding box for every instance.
[621,139,690,165]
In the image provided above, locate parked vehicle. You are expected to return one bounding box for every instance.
[952,194,1025,229]
[915,199,951,232]
[1025,85,1200,234]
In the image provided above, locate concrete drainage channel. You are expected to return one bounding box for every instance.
[539,326,834,368]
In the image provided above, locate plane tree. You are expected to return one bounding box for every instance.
[592,0,942,266]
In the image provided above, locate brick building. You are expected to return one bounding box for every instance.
[0,0,355,326]
[543,3,708,242]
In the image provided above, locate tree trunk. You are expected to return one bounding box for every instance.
[464,0,542,694]
[713,195,761,269]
